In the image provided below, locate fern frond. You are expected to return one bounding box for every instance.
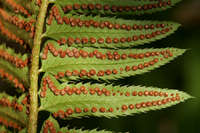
[41,116,116,133]
[39,74,191,119]
[0,93,28,131]
[0,20,28,49]
[0,20,33,48]
[12,0,38,14]
[53,0,182,15]
[41,41,185,81]
[44,8,180,48]
[0,8,36,47]
[0,0,32,17]
[0,44,29,91]
[0,44,29,68]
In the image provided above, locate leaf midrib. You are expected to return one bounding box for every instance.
[43,60,144,72]
[40,96,134,111]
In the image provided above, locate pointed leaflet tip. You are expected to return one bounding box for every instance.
[39,74,191,119]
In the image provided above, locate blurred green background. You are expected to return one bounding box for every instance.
[64,0,200,133]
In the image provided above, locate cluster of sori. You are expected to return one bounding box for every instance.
[0,69,25,91]
[0,48,29,68]
[40,76,181,119]
[42,43,174,79]
[42,120,57,133]
[0,8,35,36]
[62,0,172,13]
[53,56,156,78]
[0,20,25,47]
[47,5,172,47]
[43,42,173,60]
[0,97,24,112]
[42,119,102,133]
[0,116,23,131]
[21,95,30,115]
[55,28,171,47]
[4,0,31,16]
[0,0,35,50]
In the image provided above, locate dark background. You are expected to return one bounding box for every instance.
[66,0,200,133]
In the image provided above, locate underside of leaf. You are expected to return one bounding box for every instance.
[0,7,35,49]
[53,0,182,15]
[0,93,28,131]
[0,0,34,17]
[0,43,29,91]
[44,6,180,48]
[41,116,116,133]
[39,74,191,119]
[0,8,36,47]
[41,41,185,81]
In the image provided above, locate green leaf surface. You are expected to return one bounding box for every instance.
[41,41,185,81]
[0,0,34,17]
[13,0,39,14]
[0,9,34,48]
[39,74,191,119]
[41,116,116,133]
[0,93,28,130]
[54,0,182,15]
[45,12,180,48]
[0,44,29,90]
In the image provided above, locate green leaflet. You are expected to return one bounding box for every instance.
[39,74,191,119]
[0,93,28,130]
[44,12,180,48]
[0,8,35,47]
[41,116,117,133]
[0,0,34,17]
[0,20,33,48]
[0,8,36,23]
[41,40,185,81]
[0,44,29,90]
[54,0,182,15]
[12,0,39,14]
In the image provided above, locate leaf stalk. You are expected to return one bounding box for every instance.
[28,0,49,133]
